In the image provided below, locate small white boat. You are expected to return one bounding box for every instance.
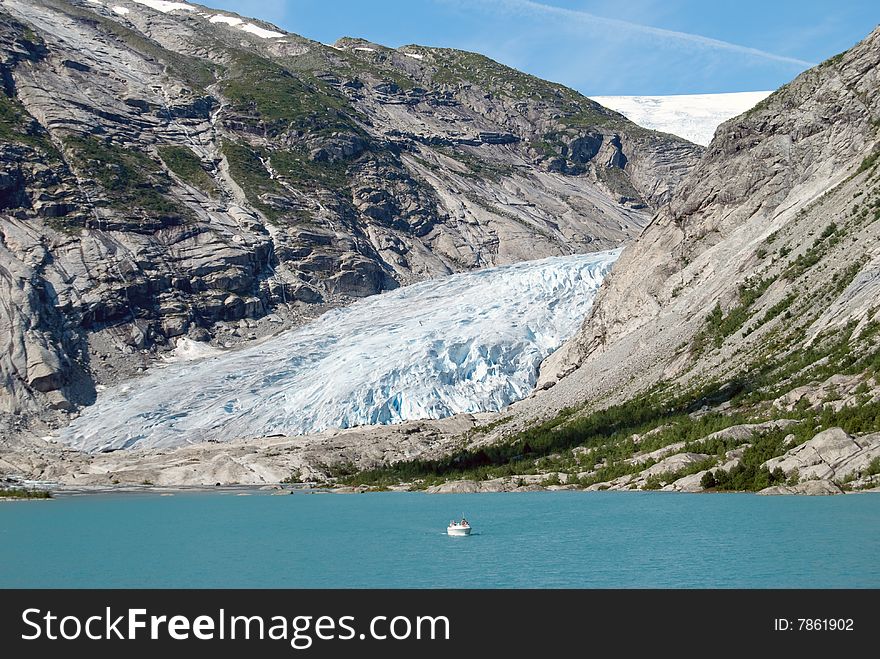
[447,518,472,536]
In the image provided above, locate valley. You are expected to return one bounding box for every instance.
[1,1,878,498]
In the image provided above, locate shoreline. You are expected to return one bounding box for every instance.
[3,482,877,499]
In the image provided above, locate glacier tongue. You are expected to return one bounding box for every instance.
[63,251,620,452]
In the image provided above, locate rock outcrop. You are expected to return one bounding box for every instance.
[764,428,880,483]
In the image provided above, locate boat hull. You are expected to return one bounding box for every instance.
[447,526,471,536]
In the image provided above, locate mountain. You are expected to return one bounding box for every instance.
[590,91,773,146]
[538,28,880,409]
[0,0,700,432]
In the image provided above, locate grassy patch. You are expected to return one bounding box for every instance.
[857,150,880,175]
[221,139,285,221]
[65,135,190,221]
[158,145,217,197]
[221,140,350,221]
[733,320,880,409]
[221,53,360,136]
[268,149,349,193]
[308,46,417,92]
[748,293,798,333]
[694,276,776,351]
[429,48,631,133]
[596,164,643,201]
[65,136,187,216]
[0,93,58,154]
[829,261,865,296]
[783,222,842,280]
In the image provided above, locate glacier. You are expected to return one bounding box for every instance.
[590,92,772,146]
[62,251,620,452]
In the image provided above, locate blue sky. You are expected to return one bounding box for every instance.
[207,0,878,95]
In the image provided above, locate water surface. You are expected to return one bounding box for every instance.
[2,491,877,588]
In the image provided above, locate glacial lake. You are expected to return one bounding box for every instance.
[2,491,878,588]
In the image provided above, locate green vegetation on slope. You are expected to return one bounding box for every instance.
[65,135,190,221]
[337,317,880,491]
[705,399,880,491]
[782,222,842,280]
[0,488,52,499]
[220,52,361,136]
[268,149,349,193]
[429,48,617,130]
[221,139,285,221]
[693,276,776,352]
[221,140,350,222]
[158,145,217,197]
[310,44,418,91]
[0,92,58,154]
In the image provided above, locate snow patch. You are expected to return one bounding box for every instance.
[209,14,243,26]
[164,337,223,363]
[354,46,376,52]
[591,91,772,146]
[239,23,285,39]
[63,251,620,451]
[132,0,195,13]
[404,52,424,60]
[207,14,284,38]
[112,6,130,15]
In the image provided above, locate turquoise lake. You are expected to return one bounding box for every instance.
[2,491,878,588]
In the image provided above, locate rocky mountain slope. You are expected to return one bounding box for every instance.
[535,26,880,412]
[0,0,699,434]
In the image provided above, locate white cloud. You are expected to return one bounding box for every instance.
[466,0,815,67]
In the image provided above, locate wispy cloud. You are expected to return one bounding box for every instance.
[464,0,815,67]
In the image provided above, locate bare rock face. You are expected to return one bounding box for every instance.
[759,480,844,496]
[529,26,880,412]
[763,428,880,483]
[0,0,700,429]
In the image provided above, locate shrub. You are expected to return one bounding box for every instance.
[0,488,52,499]
[700,471,716,489]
